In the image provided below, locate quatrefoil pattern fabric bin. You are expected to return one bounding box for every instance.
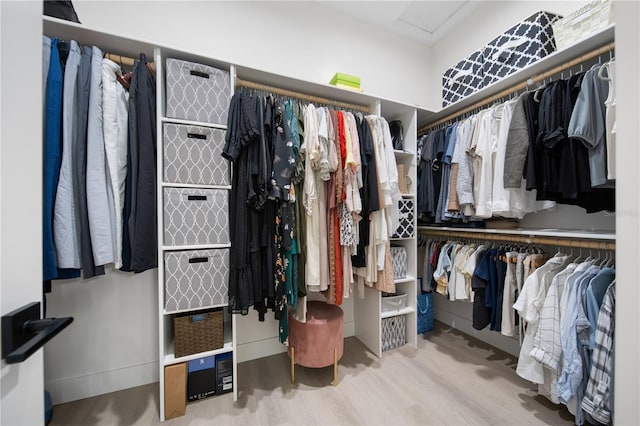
[164,249,229,312]
[482,11,561,87]
[163,123,229,186]
[442,49,485,107]
[164,188,229,247]
[165,58,230,125]
[382,315,406,352]
[392,199,415,239]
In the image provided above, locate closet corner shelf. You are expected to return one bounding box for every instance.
[394,276,415,284]
[394,150,415,159]
[417,226,615,241]
[381,306,415,319]
[164,341,233,366]
[421,24,615,126]
[160,117,227,130]
[161,182,232,190]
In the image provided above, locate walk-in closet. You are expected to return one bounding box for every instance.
[0,1,638,425]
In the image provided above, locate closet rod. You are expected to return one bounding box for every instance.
[418,41,616,134]
[418,228,615,251]
[235,78,371,113]
[104,52,155,68]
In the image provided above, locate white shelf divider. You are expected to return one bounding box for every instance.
[381,306,415,319]
[160,116,227,130]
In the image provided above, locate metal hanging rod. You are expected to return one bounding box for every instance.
[235,78,371,113]
[418,41,615,134]
[104,53,155,70]
[418,228,615,251]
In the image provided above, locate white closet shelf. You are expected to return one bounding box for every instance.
[394,276,415,284]
[418,226,615,241]
[164,304,228,316]
[160,117,228,130]
[394,150,415,159]
[381,306,415,319]
[161,182,231,190]
[162,243,232,251]
[391,236,416,242]
[164,341,233,366]
[400,193,415,199]
[419,25,615,127]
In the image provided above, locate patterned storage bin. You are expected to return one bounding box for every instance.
[392,199,415,239]
[390,246,407,280]
[163,123,229,186]
[552,0,614,50]
[482,11,562,87]
[164,249,229,312]
[165,58,230,125]
[382,314,406,352]
[442,49,484,107]
[164,187,229,247]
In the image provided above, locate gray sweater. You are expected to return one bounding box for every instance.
[503,94,530,188]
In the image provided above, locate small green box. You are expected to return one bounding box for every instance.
[330,72,360,88]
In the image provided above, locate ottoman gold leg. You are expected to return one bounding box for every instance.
[333,348,338,386]
[291,347,295,385]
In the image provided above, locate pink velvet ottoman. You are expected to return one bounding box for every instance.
[287,301,344,385]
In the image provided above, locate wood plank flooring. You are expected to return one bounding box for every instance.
[49,322,575,425]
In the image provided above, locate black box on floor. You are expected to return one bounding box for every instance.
[216,352,233,394]
[187,356,215,401]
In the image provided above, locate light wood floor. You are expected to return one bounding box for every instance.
[49,322,575,425]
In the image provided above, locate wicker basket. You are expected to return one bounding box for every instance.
[552,0,614,50]
[174,309,223,358]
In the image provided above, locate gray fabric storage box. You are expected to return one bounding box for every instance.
[390,246,407,279]
[382,314,406,351]
[164,249,229,312]
[442,49,484,107]
[163,123,229,186]
[382,293,408,313]
[165,58,230,125]
[482,11,561,87]
[392,199,415,239]
[164,187,229,247]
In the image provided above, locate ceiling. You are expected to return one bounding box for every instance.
[316,1,484,45]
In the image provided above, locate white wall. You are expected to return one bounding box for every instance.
[44,0,425,404]
[73,1,432,108]
[425,0,590,110]
[613,1,640,423]
[0,2,46,424]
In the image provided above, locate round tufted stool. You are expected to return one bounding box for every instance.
[287,301,344,386]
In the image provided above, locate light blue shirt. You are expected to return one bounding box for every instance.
[585,267,616,349]
[557,265,599,404]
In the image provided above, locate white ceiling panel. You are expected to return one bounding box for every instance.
[316,0,485,45]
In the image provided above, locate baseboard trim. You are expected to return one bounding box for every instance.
[45,361,159,405]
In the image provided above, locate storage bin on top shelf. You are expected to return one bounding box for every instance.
[552,0,614,50]
[442,49,484,107]
[482,11,562,88]
[442,11,562,107]
[165,58,230,124]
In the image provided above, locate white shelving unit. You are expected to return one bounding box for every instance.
[156,48,238,421]
[354,97,419,357]
[418,25,616,127]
